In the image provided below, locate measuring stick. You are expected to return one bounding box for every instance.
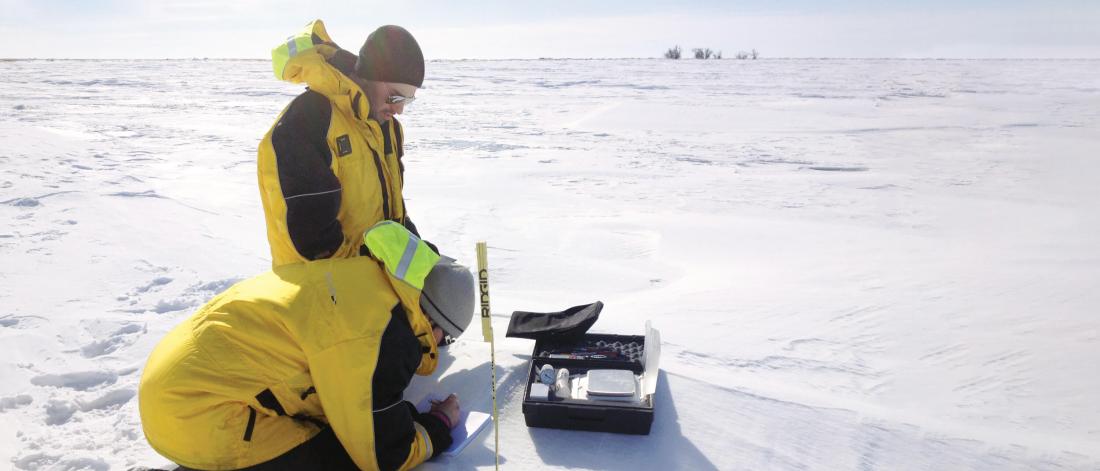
[476,242,499,470]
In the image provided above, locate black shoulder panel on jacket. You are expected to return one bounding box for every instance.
[372,304,425,470]
[271,90,344,260]
[393,117,404,159]
[381,120,394,156]
[274,90,333,173]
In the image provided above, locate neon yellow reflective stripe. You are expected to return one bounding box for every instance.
[395,236,418,280]
[271,42,290,79]
[403,237,440,290]
[291,36,312,56]
[364,221,440,290]
[271,26,319,80]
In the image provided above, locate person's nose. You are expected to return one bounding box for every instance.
[393,102,405,115]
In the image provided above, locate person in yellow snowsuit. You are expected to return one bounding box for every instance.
[258,20,432,268]
[139,222,475,470]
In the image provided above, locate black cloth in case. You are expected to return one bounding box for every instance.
[505,301,603,341]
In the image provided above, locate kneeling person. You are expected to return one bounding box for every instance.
[139,225,474,470]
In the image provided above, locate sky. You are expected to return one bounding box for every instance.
[1,0,1099,59]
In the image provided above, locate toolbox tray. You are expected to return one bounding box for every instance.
[521,333,655,435]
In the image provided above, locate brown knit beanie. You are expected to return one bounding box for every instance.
[355,25,425,87]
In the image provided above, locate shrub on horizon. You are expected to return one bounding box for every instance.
[693,48,717,59]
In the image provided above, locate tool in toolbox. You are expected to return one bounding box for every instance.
[542,348,623,360]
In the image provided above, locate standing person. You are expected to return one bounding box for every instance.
[259,20,432,267]
[139,222,476,470]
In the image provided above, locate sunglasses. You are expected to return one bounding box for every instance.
[385,94,416,105]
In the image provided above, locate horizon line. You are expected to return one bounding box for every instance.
[3,57,1100,62]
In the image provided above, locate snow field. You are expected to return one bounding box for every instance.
[2,58,1099,470]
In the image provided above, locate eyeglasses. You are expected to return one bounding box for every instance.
[385,94,416,105]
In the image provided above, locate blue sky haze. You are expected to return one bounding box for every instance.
[1,0,1097,58]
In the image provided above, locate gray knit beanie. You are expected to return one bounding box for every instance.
[420,257,475,339]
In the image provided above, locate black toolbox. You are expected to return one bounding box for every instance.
[520,328,660,435]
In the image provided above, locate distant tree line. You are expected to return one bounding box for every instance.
[664,45,757,60]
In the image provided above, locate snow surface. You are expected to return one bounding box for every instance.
[1,58,1099,470]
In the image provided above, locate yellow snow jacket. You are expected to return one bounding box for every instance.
[259,20,415,268]
[139,223,443,470]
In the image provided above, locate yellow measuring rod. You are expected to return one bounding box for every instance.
[476,241,499,470]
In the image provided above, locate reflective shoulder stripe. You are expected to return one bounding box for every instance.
[271,20,327,80]
[364,221,440,290]
[324,271,337,304]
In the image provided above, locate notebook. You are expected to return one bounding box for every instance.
[416,397,491,457]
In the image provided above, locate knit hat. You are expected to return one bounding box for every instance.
[420,257,475,340]
[355,25,425,87]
